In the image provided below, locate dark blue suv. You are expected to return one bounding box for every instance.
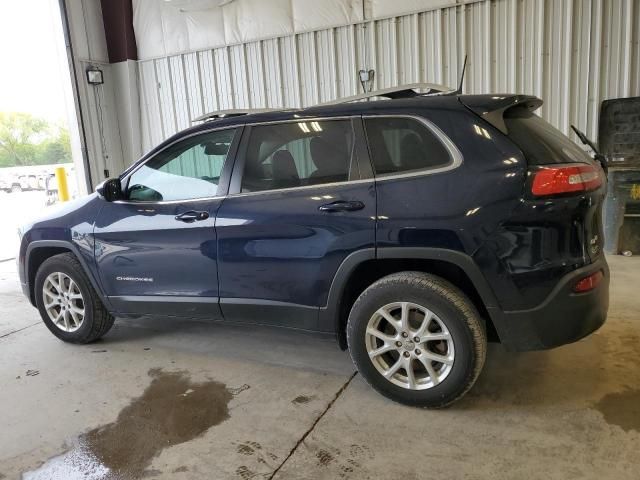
[17,86,609,407]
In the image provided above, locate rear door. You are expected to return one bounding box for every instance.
[215,117,375,330]
[93,127,240,317]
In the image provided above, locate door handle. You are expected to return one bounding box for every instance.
[175,210,209,222]
[318,200,365,212]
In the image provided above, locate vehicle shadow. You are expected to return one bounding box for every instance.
[97,315,640,411]
[96,315,352,375]
[460,323,639,410]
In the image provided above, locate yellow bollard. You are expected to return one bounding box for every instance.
[55,166,70,202]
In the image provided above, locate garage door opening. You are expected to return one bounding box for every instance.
[0,0,84,260]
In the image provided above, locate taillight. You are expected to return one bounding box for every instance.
[573,271,603,293]
[531,163,603,197]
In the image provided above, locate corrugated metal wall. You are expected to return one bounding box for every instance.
[138,0,640,152]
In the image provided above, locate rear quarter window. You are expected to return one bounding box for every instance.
[364,117,453,176]
[504,108,592,165]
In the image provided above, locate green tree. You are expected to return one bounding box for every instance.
[34,124,72,165]
[0,112,71,167]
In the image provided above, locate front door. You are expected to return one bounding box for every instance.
[93,127,240,318]
[215,118,376,330]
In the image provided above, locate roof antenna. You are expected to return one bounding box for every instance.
[455,55,468,94]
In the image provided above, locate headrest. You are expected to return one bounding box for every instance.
[272,150,300,188]
[310,136,348,174]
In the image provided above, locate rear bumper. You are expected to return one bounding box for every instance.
[489,257,609,351]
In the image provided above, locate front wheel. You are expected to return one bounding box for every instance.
[346,272,486,408]
[34,253,115,343]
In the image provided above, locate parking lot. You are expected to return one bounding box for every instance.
[1,255,639,479]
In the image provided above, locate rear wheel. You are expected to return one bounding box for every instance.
[34,253,114,343]
[346,272,486,408]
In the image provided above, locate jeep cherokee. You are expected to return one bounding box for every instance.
[17,85,609,407]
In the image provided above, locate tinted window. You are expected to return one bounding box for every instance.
[504,108,591,165]
[241,120,354,193]
[127,128,236,201]
[364,117,452,175]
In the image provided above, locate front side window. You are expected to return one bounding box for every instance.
[127,128,237,202]
[364,117,452,176]
[240,120,354,193]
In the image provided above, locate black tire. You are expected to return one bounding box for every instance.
[34,253,114,343]
[346,272,486,408]
[11,184,21,193]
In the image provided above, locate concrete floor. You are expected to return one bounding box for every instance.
[1,256,639,479]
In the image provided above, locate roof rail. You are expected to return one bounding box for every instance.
[191,83,452,122]
[320,83,453,106]
[192,108,278,124]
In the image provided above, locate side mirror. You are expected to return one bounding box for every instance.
[96,178,123,202]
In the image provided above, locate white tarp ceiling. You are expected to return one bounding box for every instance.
[133,0,463,59]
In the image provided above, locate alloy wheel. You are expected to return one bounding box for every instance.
[42,272,85,332]
[365,302,455,390]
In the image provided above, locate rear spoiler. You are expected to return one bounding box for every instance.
[458,95,543,134]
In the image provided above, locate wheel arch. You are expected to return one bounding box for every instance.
[25,240,109,308]
[321,247,506,349]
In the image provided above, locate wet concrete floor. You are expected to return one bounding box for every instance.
[24,369,234,479]
[595,389,640,433]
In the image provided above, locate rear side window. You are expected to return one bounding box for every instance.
[504,108,591,165]
[240,120,354,193]
[364,117,452,176]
